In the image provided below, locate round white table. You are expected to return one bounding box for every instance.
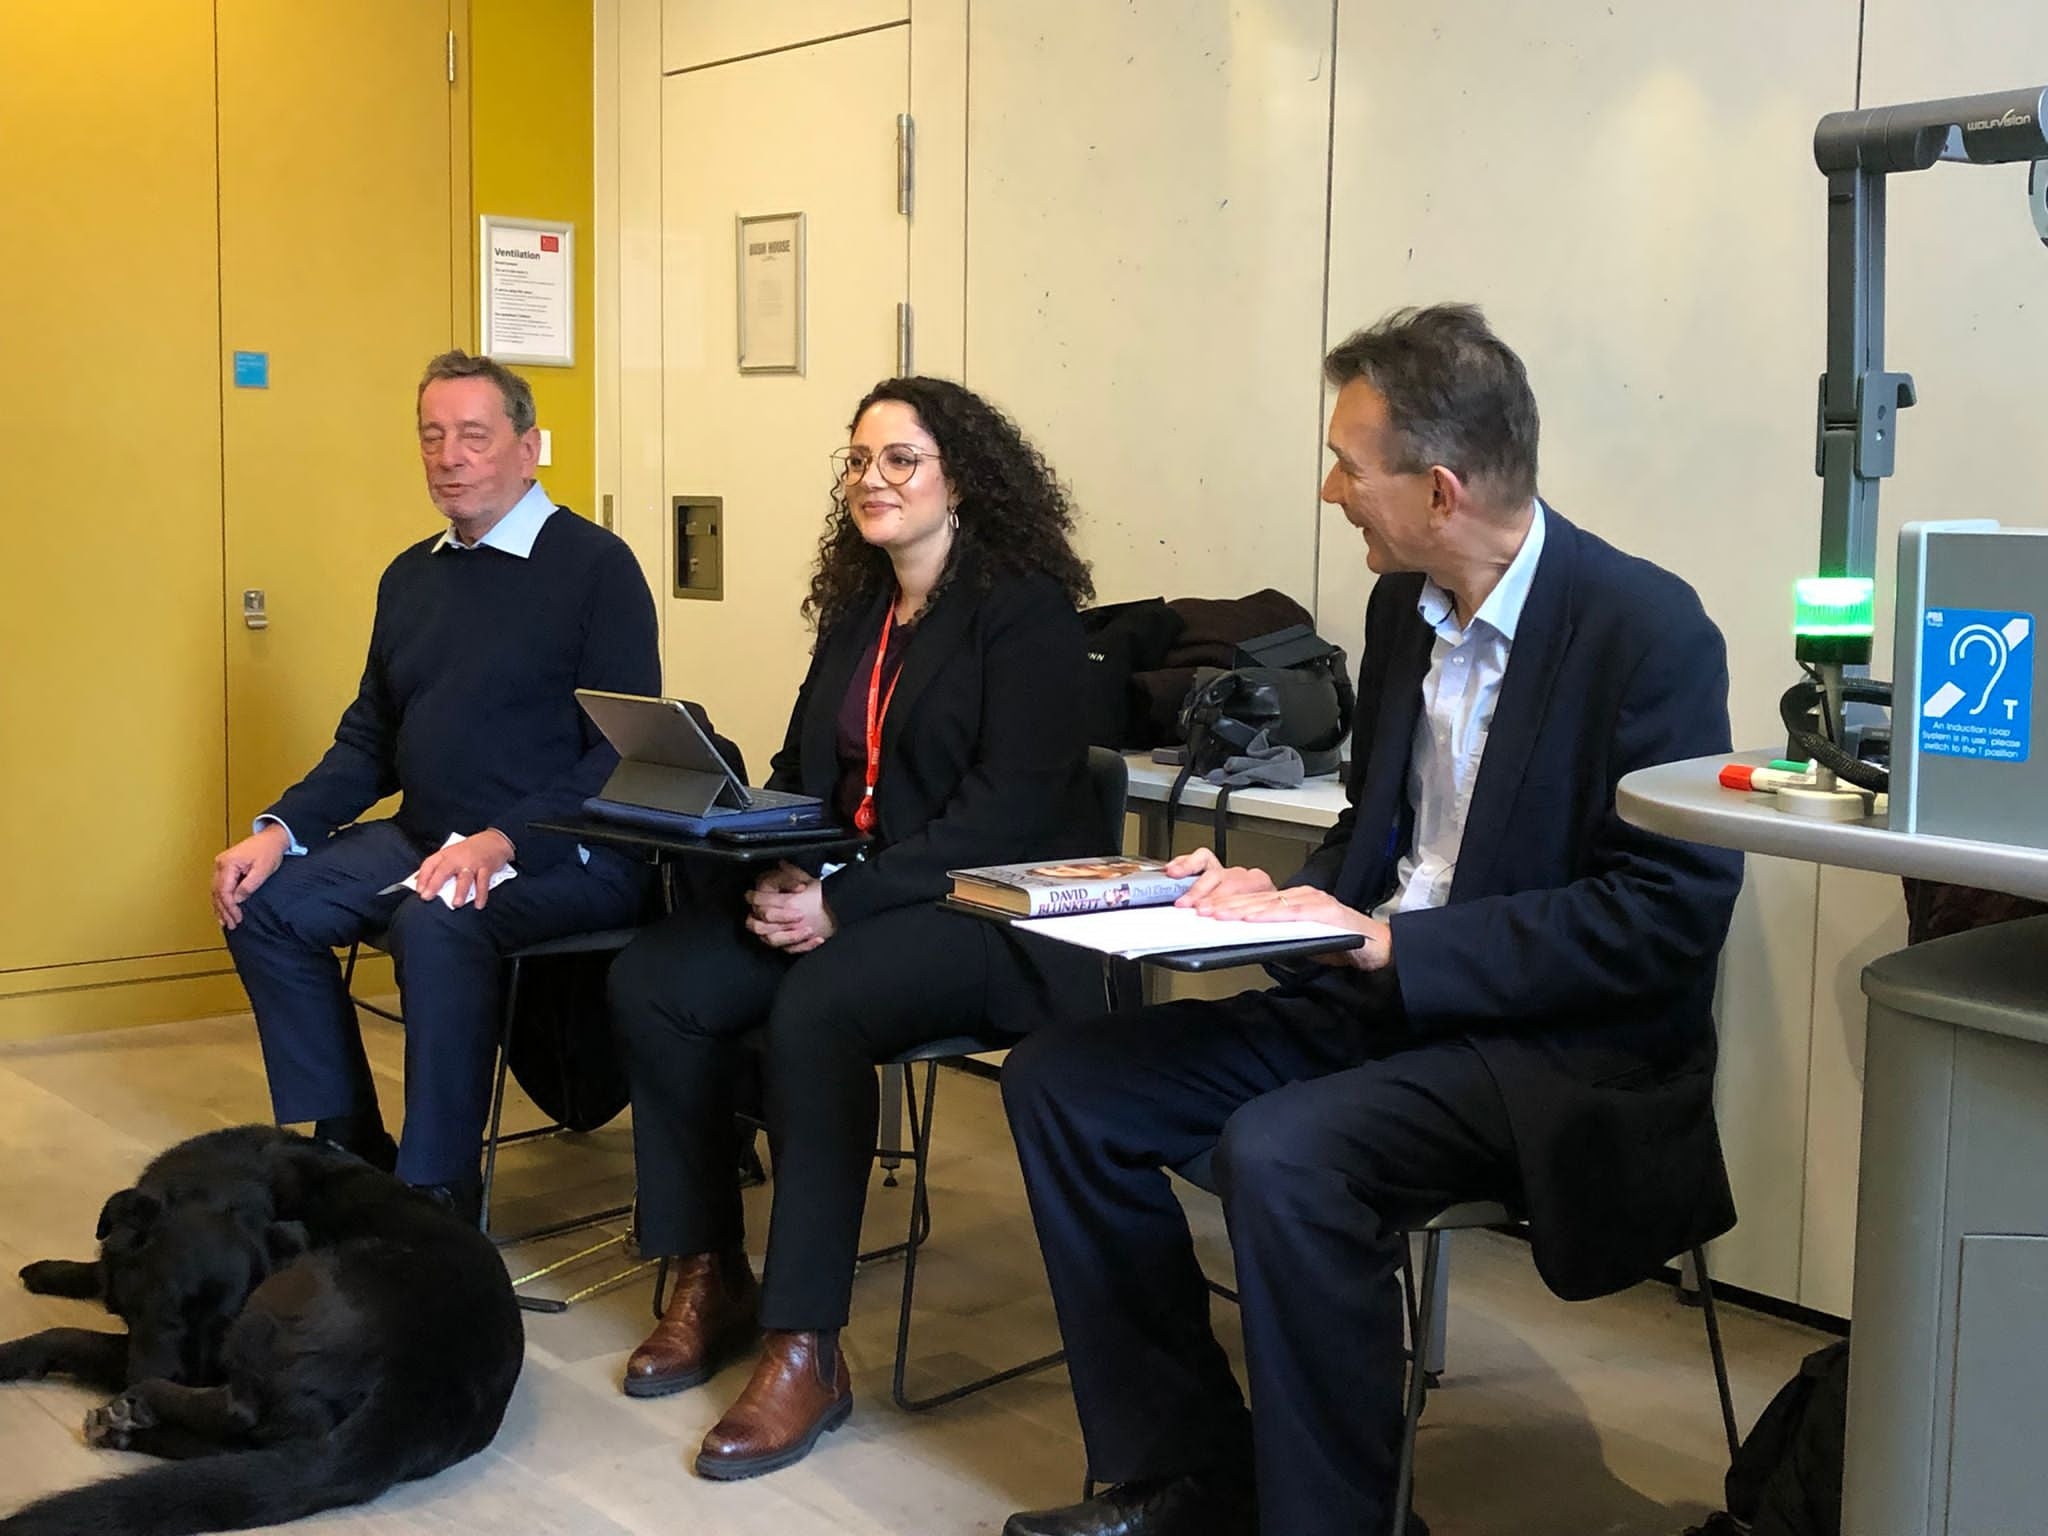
[1620,751,2048,1536]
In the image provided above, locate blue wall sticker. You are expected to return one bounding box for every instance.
[232,351,269,389]
[1919,608,2033,763]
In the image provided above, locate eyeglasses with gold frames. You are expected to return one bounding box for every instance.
[830,443,942,488]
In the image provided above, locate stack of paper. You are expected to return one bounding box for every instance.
[1014,905,1354,959]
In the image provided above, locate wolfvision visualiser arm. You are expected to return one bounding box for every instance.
[1809,85,2048,618]
[1783,88,2048,808]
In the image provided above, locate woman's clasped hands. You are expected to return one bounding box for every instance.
[745,861,838,955]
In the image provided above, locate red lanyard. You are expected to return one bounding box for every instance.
[857,599,903,833]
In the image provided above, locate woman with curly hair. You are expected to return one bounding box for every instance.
[606,376,1100,1478]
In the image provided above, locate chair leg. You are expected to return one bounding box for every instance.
[342,939,403,1025]
[1424,1231,1450,1382]
[1399,1235,1421,1367]
[478,956,521,1237]
[476,955,639,1310]
[857,1062,932,1268]
[907,1062,935,1249]
[1691,1245,1742,1462]
[891,1060,1064,1412]
[1391,1229,1442,1534]
[652,1254,672,1319]
[880,1063,906,1187]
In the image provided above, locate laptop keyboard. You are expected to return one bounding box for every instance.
[743,786,817,810]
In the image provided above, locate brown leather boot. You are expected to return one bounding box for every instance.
[694,1328,853,1480]
[622,1249,760,1398]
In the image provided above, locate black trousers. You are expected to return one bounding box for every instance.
[607,897,1011,1329]
[1001,985,1521,1536]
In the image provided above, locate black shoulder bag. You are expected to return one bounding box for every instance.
[1165,624,1355,864]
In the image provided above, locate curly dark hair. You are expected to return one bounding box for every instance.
[803,376,1093,630]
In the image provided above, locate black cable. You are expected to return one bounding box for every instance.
[1780,676,1892,792]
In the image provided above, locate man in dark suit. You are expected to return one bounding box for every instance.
[1000,304,1745,1536]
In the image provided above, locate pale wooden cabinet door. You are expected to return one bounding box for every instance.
[660,26,911,766]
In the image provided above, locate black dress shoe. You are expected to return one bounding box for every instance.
[1002,1473,1255,1536]
[313,1114,398,1175]
[411,1177,483,1227]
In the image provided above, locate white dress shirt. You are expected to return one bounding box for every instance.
[1371,502,1546,921]
[431,479,556,556]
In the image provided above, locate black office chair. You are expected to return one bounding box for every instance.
[1166,1150,1742,1535]
[342,923,650,1313]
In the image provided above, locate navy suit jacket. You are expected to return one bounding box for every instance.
[1294,506,1745,1299]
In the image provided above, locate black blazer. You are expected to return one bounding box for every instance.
[1294,507,1746,1300]
[765,553,1102,1030]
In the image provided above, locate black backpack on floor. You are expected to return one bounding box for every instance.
[1687,1341,1848,1536]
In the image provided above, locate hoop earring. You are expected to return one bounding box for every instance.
[948,508,960,531]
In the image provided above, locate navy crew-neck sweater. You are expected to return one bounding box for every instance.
[266,508,659,872]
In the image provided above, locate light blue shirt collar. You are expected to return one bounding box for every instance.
[432,480,555,558]
[1415,499,1546,643]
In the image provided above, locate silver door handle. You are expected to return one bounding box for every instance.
[243,589,268,630]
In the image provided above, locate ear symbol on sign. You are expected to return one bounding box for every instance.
[1949,625,2009,718]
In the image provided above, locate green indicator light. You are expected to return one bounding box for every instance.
[1794,577,1875,638]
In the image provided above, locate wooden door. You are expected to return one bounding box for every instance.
[660,26,912,766]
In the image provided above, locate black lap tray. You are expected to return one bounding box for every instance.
[532,816,869,865]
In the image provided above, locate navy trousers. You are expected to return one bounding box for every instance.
[1001,985,1520,1536]
[224,819,650,1186]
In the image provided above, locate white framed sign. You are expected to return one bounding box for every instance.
[480,215,574,367]
[737,211,806,374]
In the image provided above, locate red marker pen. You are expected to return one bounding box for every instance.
[1719,763,1820,793]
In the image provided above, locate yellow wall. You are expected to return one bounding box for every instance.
[3,2,594,1043]
[1,2,235,1036]
[472,0,598,522]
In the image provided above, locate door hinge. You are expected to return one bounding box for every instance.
[896,112,916,217]
[896,302,914,376]
[447,30,457,85]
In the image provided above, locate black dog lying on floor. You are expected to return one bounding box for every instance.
[0,1126,523,1536]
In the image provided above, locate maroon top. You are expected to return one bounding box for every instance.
[834,619,912,825]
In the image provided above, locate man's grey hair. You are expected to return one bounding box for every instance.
[417,350,537,436]
[1323,304,1539,508]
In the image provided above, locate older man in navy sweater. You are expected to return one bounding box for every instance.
[211,351,658,1217]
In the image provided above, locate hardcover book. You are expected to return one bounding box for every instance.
[947,855,1195,917]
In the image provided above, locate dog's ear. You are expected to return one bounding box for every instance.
[264,1221,310,1268]
[96,1188,162,1241]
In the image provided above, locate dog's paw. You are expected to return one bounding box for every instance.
[20,1259,99,1299]
[84,1391,156,1450]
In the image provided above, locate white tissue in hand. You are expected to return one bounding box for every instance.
[399,833,518,909]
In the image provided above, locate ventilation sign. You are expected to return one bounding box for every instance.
[1919,608,2033,763]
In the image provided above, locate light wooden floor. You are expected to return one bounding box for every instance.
[0,1008,1831,1534]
